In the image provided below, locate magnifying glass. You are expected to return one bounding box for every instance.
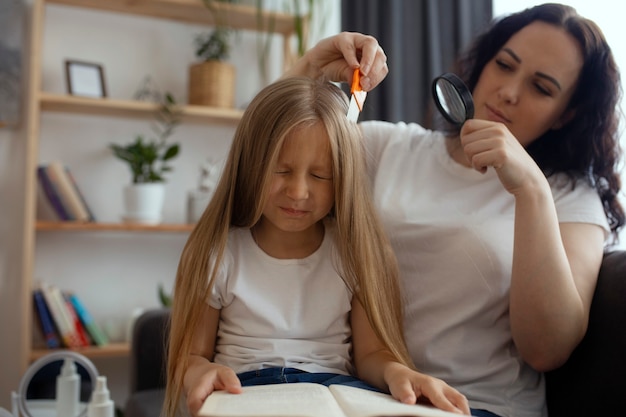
[432,73,474,126]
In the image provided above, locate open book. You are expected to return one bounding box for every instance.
[199,383,462,417]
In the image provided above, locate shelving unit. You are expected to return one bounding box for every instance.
[20,0,300,374]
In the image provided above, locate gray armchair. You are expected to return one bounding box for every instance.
[124,308,169,417]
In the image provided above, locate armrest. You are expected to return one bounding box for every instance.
[545,250,626,416]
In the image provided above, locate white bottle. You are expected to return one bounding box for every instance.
[56,358,80,417]
[87,376,114,417]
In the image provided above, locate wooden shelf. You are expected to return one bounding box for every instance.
[40,92,244,124]
[30,342,130,361]
[47,0,297,35]
[36,221,195,232]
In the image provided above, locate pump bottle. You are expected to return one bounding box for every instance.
[56,358,80,417]
[87,376,114,417]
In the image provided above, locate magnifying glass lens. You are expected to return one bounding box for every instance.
[432,73,474,126]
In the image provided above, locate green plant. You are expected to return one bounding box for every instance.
[195,0,237,62]
[194,28,232,61]
[158,283,173,307]
[110,93,181,183]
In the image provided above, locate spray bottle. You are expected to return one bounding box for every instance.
[87,376,114,417]
[56,358,80,417]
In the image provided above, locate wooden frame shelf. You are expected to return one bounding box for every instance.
[40,92,244,124]
[47,0,298,35]
[36,221,195,232]
[30,342,130,361]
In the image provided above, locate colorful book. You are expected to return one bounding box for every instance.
[37,166,73,220]
[63,292,92,346]
[46,161,91,221]
[69,293,109,346]
[41,284,82,348]
[64,166,96,222]
[32,288,61,349]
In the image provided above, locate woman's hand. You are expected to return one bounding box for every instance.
[384,362,470,415]
[282,32,388,91]
[460,119,548,196]
[183,355,242,417]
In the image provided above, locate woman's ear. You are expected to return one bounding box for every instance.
[551,108,576,130]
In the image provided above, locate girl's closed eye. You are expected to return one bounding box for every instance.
[312,171,333,180]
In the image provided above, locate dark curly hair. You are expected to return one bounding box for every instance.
[454,3,624,242]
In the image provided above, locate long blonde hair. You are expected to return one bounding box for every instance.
[164,77,412,416]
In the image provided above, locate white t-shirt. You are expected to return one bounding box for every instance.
[208,223,354,376]
[361,121,609,417]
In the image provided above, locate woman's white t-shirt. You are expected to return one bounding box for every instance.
[208,224,354,376]
[361,121,609,417]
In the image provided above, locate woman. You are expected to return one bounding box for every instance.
[283,4,624,417]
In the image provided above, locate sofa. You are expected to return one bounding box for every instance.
[545,249,626,416]
[124,251,626,417]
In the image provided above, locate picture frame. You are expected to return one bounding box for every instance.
[65,60,107,98]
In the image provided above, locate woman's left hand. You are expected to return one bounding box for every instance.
[459,119,548,196]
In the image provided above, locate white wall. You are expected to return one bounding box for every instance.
[0,0,339,411]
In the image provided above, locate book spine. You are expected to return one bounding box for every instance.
[37,166,73,220]
[32,288,61,349]
[63,292,92,347]
[47,161,90,221]
[42,284,82,348]
[64,167,96,222]
[69,293,109,346]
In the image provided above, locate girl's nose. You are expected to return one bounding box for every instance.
[285,175,309,200]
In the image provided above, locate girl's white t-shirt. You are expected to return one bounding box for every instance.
[208,224,354,376]
[361,120,609,417]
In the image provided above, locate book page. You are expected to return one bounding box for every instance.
[329,385,462,417]
[198,383,346,417]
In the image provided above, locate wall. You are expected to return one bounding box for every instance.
[0,0,339,411]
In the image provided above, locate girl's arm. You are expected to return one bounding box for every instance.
[350,299,470,415]
[183,304,242,416]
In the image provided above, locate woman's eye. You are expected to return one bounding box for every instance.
[495,59,512,71]
[534,83,552,96]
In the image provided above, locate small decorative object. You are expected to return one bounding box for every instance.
[188,0,236,108]
[187,158,219,223]
[65,60,107,98]
[110,91,180,224]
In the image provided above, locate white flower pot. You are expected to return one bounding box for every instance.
[122,183,165,225]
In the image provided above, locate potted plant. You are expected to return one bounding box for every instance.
[110,93,181,224]
[188,0,237,108]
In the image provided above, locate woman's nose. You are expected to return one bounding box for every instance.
[498,81,521,104]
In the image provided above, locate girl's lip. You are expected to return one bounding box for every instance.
[280,207,307,216]
[486,104,511,123]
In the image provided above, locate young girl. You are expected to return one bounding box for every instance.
[163,77,469,417]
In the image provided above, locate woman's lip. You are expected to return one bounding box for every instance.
[486,105,511,123]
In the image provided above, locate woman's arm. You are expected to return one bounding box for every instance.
[350,299,470,414]
[183,304,242,416]
[459,119,605,371]
[281,32,388,91]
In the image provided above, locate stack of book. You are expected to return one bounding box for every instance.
[37,160,96,222]
[33,283,109,349]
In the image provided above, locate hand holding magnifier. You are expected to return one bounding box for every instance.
[432,73,474,126]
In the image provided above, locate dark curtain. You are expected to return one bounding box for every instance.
[341,0,492,126]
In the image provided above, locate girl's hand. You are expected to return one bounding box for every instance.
[183,357,242,416]
[384,363,470,415]
[460,119,548,196]
[283,32,388,91]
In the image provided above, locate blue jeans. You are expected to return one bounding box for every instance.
[237,367,380,392]
[471,409,501,417]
